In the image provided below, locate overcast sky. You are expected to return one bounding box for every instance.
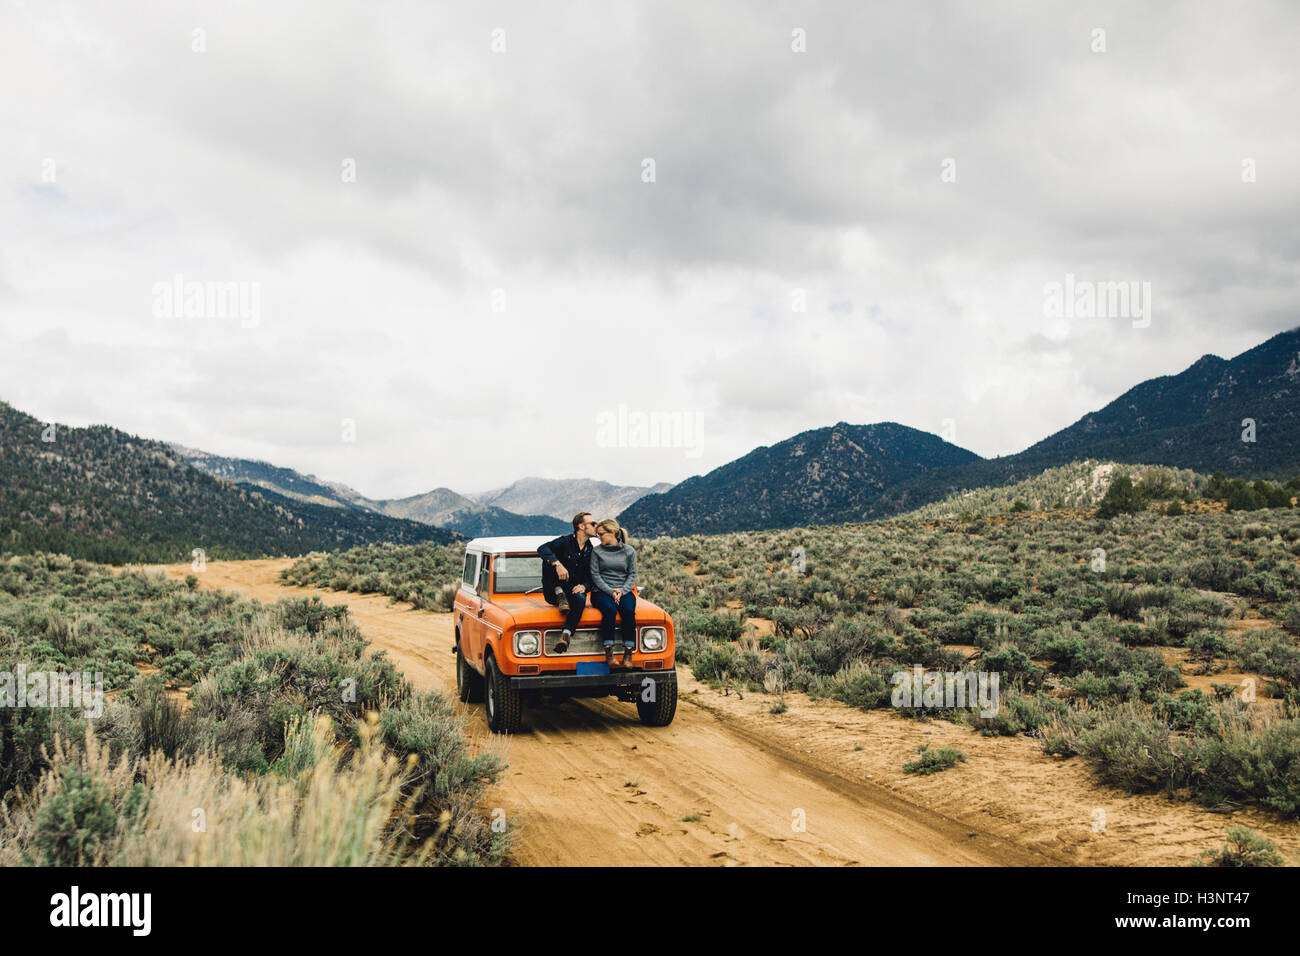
[2,1,1296,498]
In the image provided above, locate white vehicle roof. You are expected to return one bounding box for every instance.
[464,535,556,555]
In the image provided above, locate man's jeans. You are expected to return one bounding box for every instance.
[555,584,588,634]
[591,590,636,648]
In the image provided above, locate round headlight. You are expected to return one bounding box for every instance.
[515,631,539,655]
[641,627,665,651]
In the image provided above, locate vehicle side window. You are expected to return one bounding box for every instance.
[476,556,492,598]
[462,551,478,587]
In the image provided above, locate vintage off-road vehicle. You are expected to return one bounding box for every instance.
[453,536,678,733]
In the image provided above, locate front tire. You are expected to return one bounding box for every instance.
[485,655,523,734]
[456,645,483,703]
[636,676,677,726]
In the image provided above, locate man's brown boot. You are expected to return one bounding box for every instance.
[555,587,569,614]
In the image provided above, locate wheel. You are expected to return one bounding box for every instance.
[484,655,522,734]
[636,676,677,726]
[456,645,483,703]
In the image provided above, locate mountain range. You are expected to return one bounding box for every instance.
[619,422,979,535]
[0,403,460,564]
[1014,328,1300,474]
[5,326,1296,554]
[469,477,675,521]
[174,447,571,538]
[621,327,1300,535]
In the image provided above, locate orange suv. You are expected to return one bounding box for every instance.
[452,536,678,733]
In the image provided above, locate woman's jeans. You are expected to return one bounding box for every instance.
[591,590,636,648]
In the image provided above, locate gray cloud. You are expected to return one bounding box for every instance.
[1,0,1296,497]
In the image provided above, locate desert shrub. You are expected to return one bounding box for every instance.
[1071,705,1187,792]
[978,643,1045,691]
[1231,630,1300,690]
[279,543,466,610]
[134,677,197,760]
[434,584,458,611]
[275,596,348,636]
[1196,826,1284,867]
[878,603,907,634]
[903,745,966,775]
[409,583,458,612]
[1187,628,1230,663]
[188,622,406,774]
[1046,700,1300,816]
[376,691,507,864]
[894,626,944,667]
[969,689,1065,737]
[1,716,454,866]
[1196,719,1300,815]
[767,606,823,640]
[161,649,202,684]
[978,576,1023,603]
[680,611,746,643]
[763,617,895,681]
[1152,690,1218,735]
[681,638,739,684]
[1040,628,1179,698]
[30,757,148,866]
[826,661,889,710]
[0,704,91,800]
[1039,707,1100,756]
[1103,585,1143,620]
[1187,556,1249,592]
[1134,584,1179,609]
[731,649,767,685]
[936,609,1025,648]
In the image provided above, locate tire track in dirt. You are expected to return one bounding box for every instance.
[146,559,1055,866]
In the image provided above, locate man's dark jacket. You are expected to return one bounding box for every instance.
[537,533,592,605]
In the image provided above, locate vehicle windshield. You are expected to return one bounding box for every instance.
[493,555,543,594]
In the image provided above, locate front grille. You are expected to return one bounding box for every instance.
[544,627,611,656]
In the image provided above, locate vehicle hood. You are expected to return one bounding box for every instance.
[492,593,670,628]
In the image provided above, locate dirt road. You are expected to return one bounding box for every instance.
[146,559,1057,866]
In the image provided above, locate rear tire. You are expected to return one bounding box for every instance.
[456,645,483,703]
[485,655,523,734]
[636,676,677,726]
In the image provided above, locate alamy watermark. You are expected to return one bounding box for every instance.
[1043,273,1151,329]
[151,273,261,328]
[50,886,150,936]
[0,665,104,718]
[891,666,1000,718]
[595,404,703,458]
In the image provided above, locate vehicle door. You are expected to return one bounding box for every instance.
[455,550,481,664]
[472,554,494,665]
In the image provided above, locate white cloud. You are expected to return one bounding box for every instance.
[1,0,1296,498]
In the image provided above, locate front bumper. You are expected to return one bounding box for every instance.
[507,668,677,693]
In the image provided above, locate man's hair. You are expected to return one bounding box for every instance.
[572,512,593,532]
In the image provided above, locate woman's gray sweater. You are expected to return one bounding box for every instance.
[590,543,637,594]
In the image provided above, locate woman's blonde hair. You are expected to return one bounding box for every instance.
[595,518,627,544]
